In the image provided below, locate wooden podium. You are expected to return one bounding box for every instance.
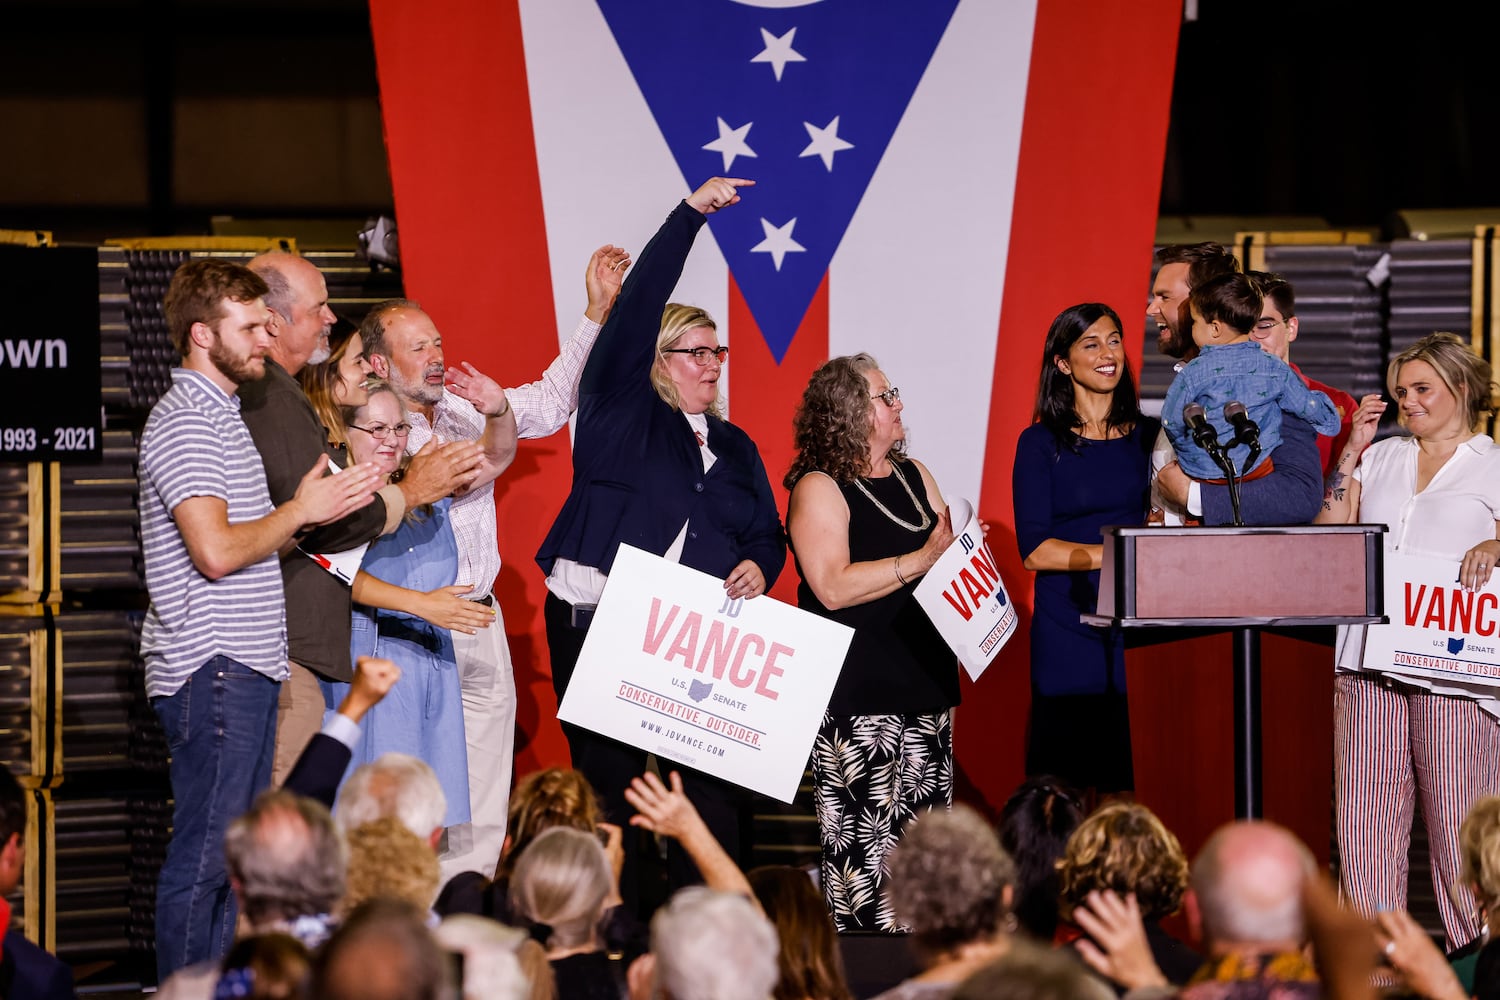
[1083,525,1388,818]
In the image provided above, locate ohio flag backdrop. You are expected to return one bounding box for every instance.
[368,0,1184,813]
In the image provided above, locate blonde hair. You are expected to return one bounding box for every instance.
[340,817,442,916]
[651,303,722,419]
[508,827,612,952]
[498,768,601,880]
[1461,795,1500,908]
[1387,331,1496,431]
[1057,802,1188,923]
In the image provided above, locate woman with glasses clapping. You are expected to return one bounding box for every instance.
[536,177,785,913]
[784,354,958,931]
[1012,303,1156,800]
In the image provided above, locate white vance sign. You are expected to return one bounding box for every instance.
[558,544,854,802]
[912,497,1017,681]
[1362,550,1500,689]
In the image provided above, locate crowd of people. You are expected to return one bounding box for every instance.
[24,173,1485,997]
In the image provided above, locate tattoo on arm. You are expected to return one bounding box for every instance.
[1321,470,1347,506]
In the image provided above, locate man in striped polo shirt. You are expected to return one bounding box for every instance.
[138,259,384,980]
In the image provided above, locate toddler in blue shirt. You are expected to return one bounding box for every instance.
[1162,272,1341,481]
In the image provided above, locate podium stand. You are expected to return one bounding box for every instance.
[1083,525,1387,818]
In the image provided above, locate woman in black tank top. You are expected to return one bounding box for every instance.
[785,354,960,932]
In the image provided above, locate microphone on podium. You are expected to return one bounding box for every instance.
[1183,403,1219,453]
[1224,401,1260,449]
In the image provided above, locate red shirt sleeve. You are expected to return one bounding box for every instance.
[1294,364,1358,479]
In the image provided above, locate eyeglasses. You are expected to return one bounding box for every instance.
[1253,318,1286,332]
[870,387,901,408]
[349,421,412,440]
[662,346,729,367]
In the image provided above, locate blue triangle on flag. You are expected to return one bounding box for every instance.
[596,0,960,363]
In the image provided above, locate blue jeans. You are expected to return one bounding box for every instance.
[151,656,279,981]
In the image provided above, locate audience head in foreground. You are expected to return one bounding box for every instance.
[432,914,534,1000]
[212,932,312,1000]
[998,776,1085,940]
[640,887,778,1000]
[885,804,1018,959]
[334,752,447,849]
[1189,820,1317,955]
[500,767,602,881]
[1462,794,1500,919]
[223,788,346,946]
[1058,801,1189,927]
[953,938,1113,1000]
[508,826,614,954]
[748,865,852,1000]
[341,816,443,916]
[313,897,451,1000]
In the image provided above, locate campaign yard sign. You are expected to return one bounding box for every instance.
[558,544,853,802]
[912,497,1017,681]
[1363,550,1500,689]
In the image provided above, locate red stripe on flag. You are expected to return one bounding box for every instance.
[369,0,574,771]
[731,274,831,605]
[968,0,1182,811]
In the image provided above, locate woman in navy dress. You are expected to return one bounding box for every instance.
[1012,303,1157,795]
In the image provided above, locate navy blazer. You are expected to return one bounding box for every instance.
[282,732,353,810]
[0,930,77,999]
[537,201,785,588]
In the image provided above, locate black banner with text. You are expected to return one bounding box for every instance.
[0,245,102,462]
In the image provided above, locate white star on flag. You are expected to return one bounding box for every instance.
[750,27,806,82]
[750,217,806,271]
[799,116,854,171]
[702,117,757,172]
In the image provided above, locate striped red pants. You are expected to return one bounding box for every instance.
[1334,672,1500,948]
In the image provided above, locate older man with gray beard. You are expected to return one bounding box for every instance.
[241,252,483,787]
[359,244,629,882]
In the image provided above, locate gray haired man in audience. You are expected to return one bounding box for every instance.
[628,887,779,1000]
[334,752,448,852]
[1074,820,1325,998]
[155,789,347,1000]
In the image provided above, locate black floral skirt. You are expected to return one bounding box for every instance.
[811,710,954,931]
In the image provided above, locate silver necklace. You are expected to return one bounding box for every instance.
[853,462,932,532]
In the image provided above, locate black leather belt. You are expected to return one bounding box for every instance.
[468,594,494,607]
[375,614,445,653]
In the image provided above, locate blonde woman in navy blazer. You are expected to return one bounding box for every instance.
[537,177,785,912]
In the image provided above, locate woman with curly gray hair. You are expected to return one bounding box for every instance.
[786,354,959,933]
[869,805,1018,1000]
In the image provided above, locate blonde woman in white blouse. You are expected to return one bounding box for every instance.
[1316,332,1500,950]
